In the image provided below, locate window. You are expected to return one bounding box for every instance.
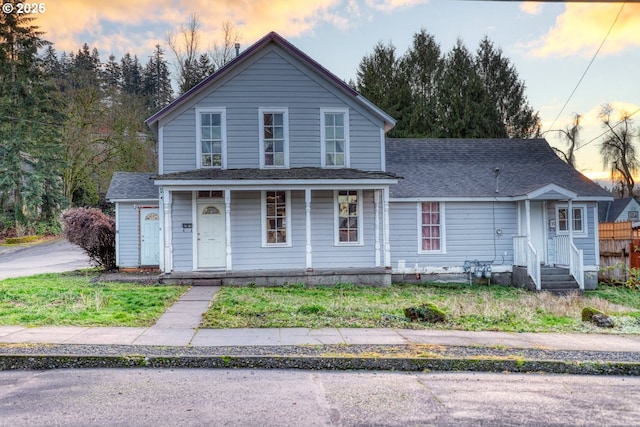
[197,108,226,168]
[556,205,587,236]
[629,210,639,220]
[420,202,443,253]
[321,109,349,167]
[262,191,290,246]
[259,108,289,168]
[335,190,362,244]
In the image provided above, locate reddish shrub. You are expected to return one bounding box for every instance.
[62,208,116,270]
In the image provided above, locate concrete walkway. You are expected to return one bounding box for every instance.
[0,285,639,353]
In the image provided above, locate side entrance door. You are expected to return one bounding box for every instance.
[530,201,547,265]
[140,208,160,266]
[197,202,226,269]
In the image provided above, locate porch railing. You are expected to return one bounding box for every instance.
[569,242,584,290]
[556,235,584,290]
[513,236,540,290]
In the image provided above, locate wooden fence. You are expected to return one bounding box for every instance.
[599,221,640,282]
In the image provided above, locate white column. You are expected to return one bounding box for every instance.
[525,199,531,239]
[383,188,391,268]
[305,189,312,271]
[568,199,574,242]
[374,189,381,267]
[225,190,232,271]
[162,189,173,272]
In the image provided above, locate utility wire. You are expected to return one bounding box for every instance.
[545,2,626,133]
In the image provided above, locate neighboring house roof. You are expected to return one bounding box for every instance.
[153,167,398,182]
[145,31,396,135]
[386,138,613,200]
[106,172,157,201]
[598,197,640,222]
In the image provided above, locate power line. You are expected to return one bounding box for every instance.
[575,106,640,151]
[544,2,626,133]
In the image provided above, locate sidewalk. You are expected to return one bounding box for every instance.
[0,286,639,374]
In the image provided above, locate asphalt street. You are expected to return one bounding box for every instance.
[2,369,639,427]
[0,238,92,280]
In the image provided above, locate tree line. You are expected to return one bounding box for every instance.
[354,29,541,139]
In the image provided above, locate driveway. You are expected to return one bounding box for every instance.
[0,238,92,280]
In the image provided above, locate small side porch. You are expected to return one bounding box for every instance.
[512,184,589,292]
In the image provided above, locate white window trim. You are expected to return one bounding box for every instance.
[320,107,350,168]
[417,202,446,254]
[334,190,364,246]
[196,107,227,169]
[259,107,289,169]
[261,190,292,247]
[555,204,588,237]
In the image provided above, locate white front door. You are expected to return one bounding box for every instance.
[197,203,226,269]
[530,201,546,264]
[140,208,160,265]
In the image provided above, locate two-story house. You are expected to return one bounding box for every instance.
[107,32,612,291]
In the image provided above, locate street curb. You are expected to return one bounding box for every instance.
[1,355,639,376]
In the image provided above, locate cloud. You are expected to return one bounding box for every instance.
[520,2,542,16]
[33,0,345,58]
[529,3,640,58]
[365,0,430,12]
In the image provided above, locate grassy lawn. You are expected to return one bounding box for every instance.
[0,272,187,327]
[202,282,640,333]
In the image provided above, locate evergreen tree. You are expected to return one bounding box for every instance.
[121,53,143,95]
[103,54,122,91]
[0,12,67,234]
[400,30,443,137]
[355,42,411,137]
[142,44,173,111]
[438,39,499,138]
[475,36,540,138]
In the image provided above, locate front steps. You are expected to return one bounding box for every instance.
[539,266,581,294]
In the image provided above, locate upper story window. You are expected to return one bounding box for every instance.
[556,204,587,237]
[321,108,350,168]
[259,108,289,168]
[196,108,226,169]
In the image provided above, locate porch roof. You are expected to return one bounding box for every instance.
[106,172,157,202]
[153,167,399,187]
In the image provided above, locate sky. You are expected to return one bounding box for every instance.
[30,0,640,185]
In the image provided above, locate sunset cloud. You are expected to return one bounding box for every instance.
[34,0,342,57]
[520,2,542,16]
[365,0,430,12]
[529,3,640,58]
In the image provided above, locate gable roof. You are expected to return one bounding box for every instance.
[106,172,157,201]
[145,31,395,134]
[598,197,640,222]
[386,138,612,201]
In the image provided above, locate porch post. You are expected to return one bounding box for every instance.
[305,188,312,271]
[525,199,531,239]
[383,188,391,268]
[374,189,381,267]
[568,199,574,242]
[225,190,232,271]
[162,189,173,272]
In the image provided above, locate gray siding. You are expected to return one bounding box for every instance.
[161,48,384,174]
[171,192,194,271]
[115,202,139,268]
[390,201,518,269]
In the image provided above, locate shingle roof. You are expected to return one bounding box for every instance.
[106,172,157,201]
[598,197,639,222]
[153,167,399,181]
[385,138,612,199]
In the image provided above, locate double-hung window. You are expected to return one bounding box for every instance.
[262,191,290,246]
[259,108,289,168]
[335,190,362,245]
[321,108,349,167]
[197,108,226,168]
[419,202,444,253]
[556,205,587,236]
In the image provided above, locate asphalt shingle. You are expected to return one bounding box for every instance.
[106,172,157,201]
